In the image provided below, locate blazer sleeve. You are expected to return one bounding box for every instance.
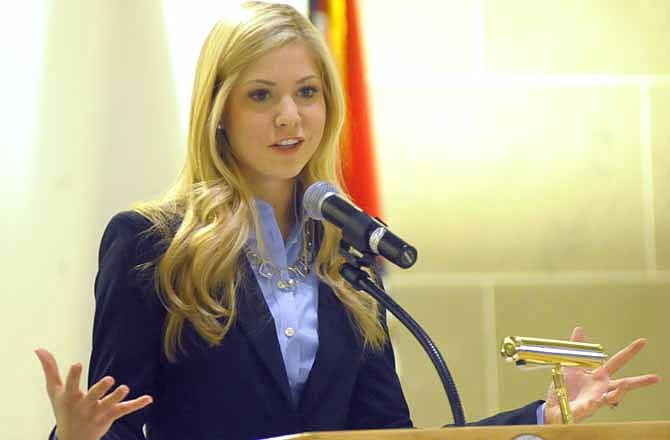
[346,311,413,430]
[86,212,166,439]
[465,400,544,426]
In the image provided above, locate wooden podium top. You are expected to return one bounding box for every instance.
[266,421,670,440]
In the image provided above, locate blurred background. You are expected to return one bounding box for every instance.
[1,0,668,438]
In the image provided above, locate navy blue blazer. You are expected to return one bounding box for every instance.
[51,211,541,440]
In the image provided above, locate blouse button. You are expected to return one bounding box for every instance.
[284,327,295,337]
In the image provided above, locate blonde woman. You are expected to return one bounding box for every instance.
[36,2,659,440]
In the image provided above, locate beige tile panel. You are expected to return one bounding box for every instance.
[389,286,491,426]
[651,86,670,270]
[360,0,477,82]
[494,282,669,422]
[373,84,645,273]
[485,0,670,74]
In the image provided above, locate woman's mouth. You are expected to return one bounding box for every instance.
[270,138,304,152]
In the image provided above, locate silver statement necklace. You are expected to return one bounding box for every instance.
[245,216,316,292]
[245,186,315,292]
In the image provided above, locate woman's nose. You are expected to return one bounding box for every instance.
[274,96,300,127]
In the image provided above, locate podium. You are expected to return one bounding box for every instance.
[267,421,670,440]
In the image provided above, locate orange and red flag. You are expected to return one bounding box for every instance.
[310,0,382,219]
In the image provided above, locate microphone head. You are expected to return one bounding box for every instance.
[303,181,338,221]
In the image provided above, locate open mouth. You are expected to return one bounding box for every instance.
[270,139,304,151]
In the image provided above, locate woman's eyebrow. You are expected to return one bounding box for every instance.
[243,75,318,87]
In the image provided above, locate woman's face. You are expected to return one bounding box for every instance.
[223,41,326,191]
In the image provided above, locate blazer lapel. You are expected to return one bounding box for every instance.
[298,283,361,415]
[236,259,293,406]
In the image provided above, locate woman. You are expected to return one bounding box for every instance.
[36,2,659,440]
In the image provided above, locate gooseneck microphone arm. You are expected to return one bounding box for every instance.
[304,181,465,425]
[338,242,466,427]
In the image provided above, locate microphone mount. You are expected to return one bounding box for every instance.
[338,240,466,426]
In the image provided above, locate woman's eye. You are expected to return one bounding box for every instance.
[298,86,319,98]
[248,89,271,102]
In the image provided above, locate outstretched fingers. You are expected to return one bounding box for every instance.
[92,382,153,424]
[85,376,116,403]
[609,374,661,391]
[89,381,153,425]
[36,349,154,438]
[602,338,647,376]
[570,326,586,343]
[110,395,153,420]
[35,348,63,399]
[606,374,661,404]
[98,385,130,411]
[64,362,84,401]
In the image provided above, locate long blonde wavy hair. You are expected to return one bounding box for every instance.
[135,1,385,361]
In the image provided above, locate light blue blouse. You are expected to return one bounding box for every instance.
[246,200,320,405]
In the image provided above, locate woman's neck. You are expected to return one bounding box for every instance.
[250,179,297,241]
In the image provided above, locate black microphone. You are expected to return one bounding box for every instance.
[303,181,417,269]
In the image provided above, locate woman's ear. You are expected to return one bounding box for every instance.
[216,122,228,145]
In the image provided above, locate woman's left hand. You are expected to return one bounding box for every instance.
[543,327,661,424]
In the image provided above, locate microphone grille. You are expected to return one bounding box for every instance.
[303,181,338,220]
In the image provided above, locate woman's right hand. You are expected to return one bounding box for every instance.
[35,348,153,440]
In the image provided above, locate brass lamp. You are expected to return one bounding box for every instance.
[500,336,609,424]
